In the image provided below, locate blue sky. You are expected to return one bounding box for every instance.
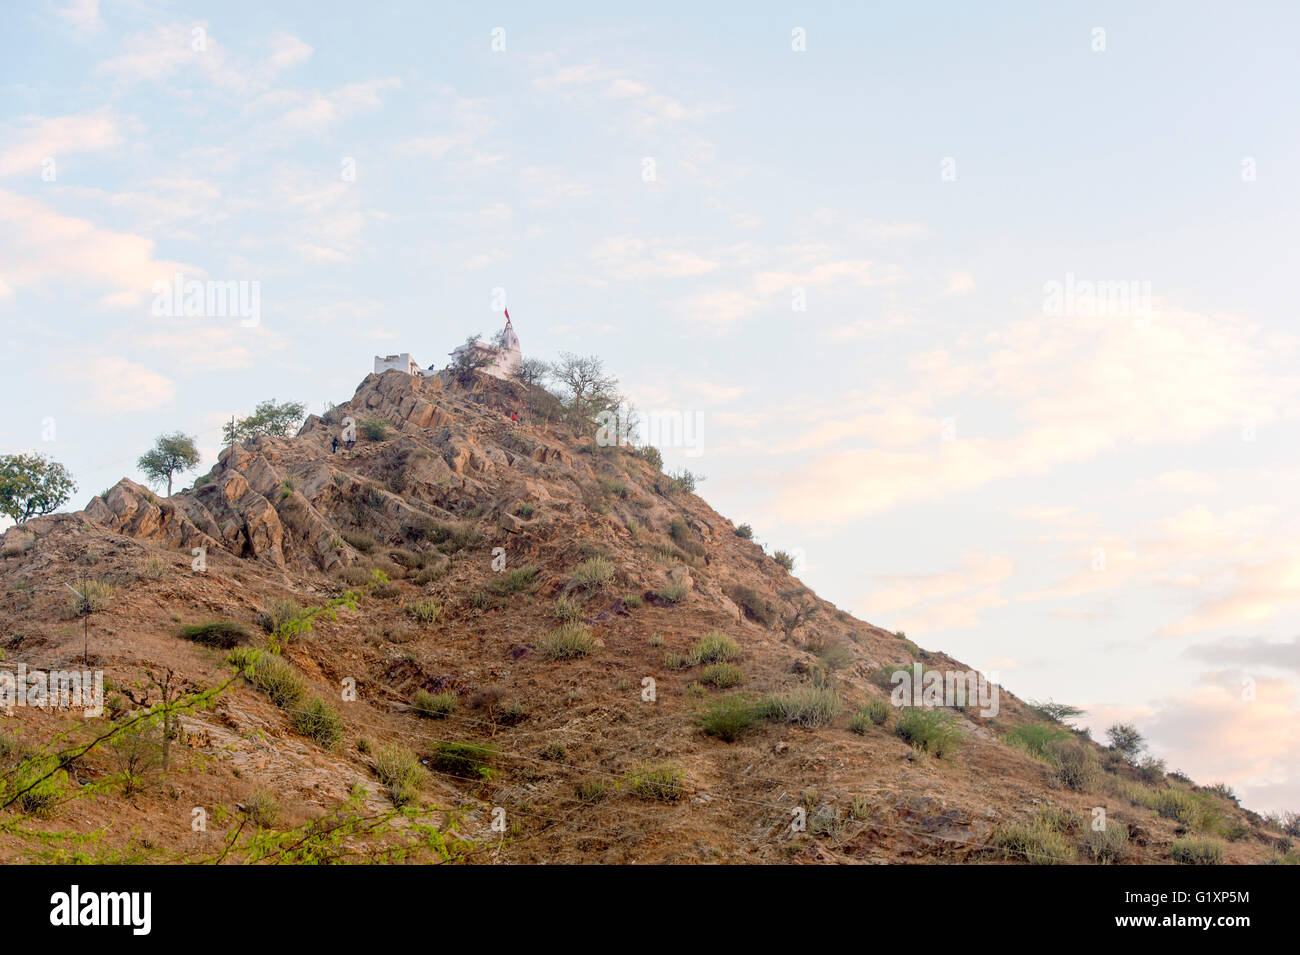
[3,0,1299,812]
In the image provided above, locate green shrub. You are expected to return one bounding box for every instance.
[67,578,114,615]
[571,556,614,589]
[760,685,842,728]
[491,565,538,595]
[849,699,891,734]
[405,599,441,626]
[359,418,390,441]
[773,550,795,571]
[1151,788,1202,826]
[496,701,527,725]
[689,632,742,665]
[993,820,1076,863]
[1086,822,1130,863]
[539,741,566,761]
[669,518,706,557]
[895,708,963,757]
[661,469,699,495]
[1138,755,1167,784]
[577,779,613,802]
[1046,740,1102,792]
[178,620,253,649]
[727,584,777,627]
[244,788,280,827]
[663,651,685,670]
[660,582,688,603]
[627,764,685,802]
[9,756,66,817]
[699,662,744,688]
[405,518,482,553]
[247,653,307,709]
[516,503,535,518]
[292,696,344,749]
[428,742,497,779]
[538,623,596,660]
[698,696,758,742]
[1171,837,1224,865]
[138,555,167,580]
[412,690,458,719]
[373,743,421,805]
[342,530,376,553]
[735,523,753,539]
[552,596,583,623]
[256,598,303,634]
[1004,723,1072,760]
[413,562,447,585]
[624,593,643,609]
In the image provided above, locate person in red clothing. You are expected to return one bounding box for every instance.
[511,410,518,423]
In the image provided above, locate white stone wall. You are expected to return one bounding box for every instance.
[373,352,422,376]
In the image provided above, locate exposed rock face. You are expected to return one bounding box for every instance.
[85,479,217,554]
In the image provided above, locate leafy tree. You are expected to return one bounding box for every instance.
[0,453,77,524]
[1106,723,1146,764]
[137,432,200,496]
[451,334,496,385]
[1030,699,1086,728]
[222,400,307,444]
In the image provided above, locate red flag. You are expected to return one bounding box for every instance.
[504,307,510,322]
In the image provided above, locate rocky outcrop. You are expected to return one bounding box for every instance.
[85,479,217,554]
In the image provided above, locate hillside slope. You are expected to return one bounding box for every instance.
[0,370,1290,864]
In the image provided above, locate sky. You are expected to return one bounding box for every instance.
[2,0,1299,813]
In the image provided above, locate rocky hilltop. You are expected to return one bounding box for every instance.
[0,370,1290,863]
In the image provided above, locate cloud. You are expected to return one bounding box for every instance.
[534,62,725,134]
[1161,555,1300,637]
[768,308,1297,524]
[396,97,496,163]
[265,33,314,72]
[862,555,1014,631]
[72,357,175,413]
[1130,675,1300,814]
[0,109,121,177]
[270,77,402,135]
[671,289,760,330]
[520,166,592,206]
[1134,469,1221,496]
[589,236,719,280]
[99,23,314,92]
[0,190,193,307]
[1185,636,1300,675]
[57,0,102,33]
[754,259,902,296]
[947,271,975,294]
[131,323,289,372]
[821,312,915,342]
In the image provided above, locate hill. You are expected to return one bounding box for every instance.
[0,369,1291,863]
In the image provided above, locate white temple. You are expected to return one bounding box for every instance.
[373,315,521,380]
[449,315,522,380]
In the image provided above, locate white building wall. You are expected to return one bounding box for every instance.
[374,353,422,376]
